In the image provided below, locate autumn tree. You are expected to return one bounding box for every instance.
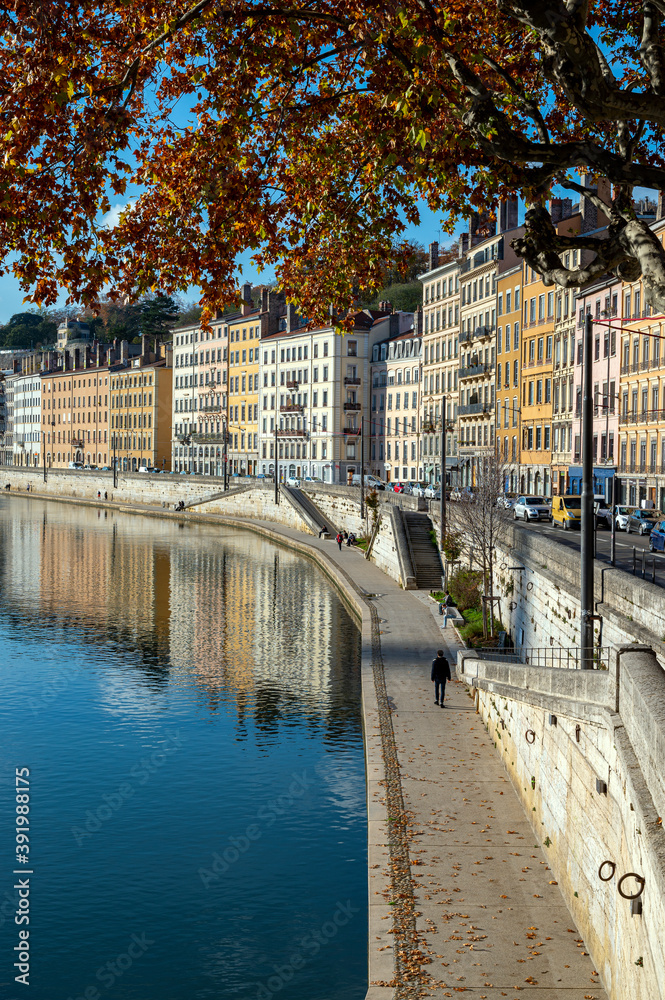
[3,2,665,317]
[449,455,511,638]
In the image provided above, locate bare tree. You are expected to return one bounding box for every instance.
[450,456,511,638]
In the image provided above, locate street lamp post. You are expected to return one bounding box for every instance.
[440,394,447,552]
[274,412,279,504]
[580,311,594,669]
[360,415,365,520]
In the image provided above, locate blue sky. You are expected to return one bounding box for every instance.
[0,198,462,324]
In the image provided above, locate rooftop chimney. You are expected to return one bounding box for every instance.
[458,232,469,258]
[658,192,665,221]
[120,340,129,364]
[550,197,573,225]
[286,302,298,333]
[141,333,151,361]
[498,198,519,233]
[241,282,253,316]
[428,241,439,272]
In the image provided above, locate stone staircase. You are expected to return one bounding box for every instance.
[402,511,444,589]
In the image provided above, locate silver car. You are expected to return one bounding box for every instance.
[514,496,552,522]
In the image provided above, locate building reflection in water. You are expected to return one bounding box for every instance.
[0,497,361,739]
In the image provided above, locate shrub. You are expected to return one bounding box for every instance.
[441,530,463,562]
[448,569,482,612]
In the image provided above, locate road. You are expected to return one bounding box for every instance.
[510,512,665,587]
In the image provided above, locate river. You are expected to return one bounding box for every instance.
[0,496,366,1000]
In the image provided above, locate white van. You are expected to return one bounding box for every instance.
[68,461,84,469]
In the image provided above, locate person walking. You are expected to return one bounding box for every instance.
[335,532,343,551]
[431,649,451,707]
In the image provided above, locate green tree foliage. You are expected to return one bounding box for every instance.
[448,569,482,613]
[139,294,179,339]
[0,312,56,349]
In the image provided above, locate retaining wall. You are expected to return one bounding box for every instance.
[459,648,665,1000]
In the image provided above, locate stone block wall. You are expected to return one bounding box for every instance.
[489,524,665,664]
[459,651,665,1000]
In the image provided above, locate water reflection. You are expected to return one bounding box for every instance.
[0,496,366,1000]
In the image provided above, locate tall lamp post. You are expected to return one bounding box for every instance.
[580,311,594,669]
[360,415,365,520]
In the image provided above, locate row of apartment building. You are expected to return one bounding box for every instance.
[2,182,665,510]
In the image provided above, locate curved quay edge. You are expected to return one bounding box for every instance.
[11,491,408,1000]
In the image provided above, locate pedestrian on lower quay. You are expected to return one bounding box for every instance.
[335,532,343,551]
[431,649,451,707]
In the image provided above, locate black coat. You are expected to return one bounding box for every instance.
[431,656,451,682]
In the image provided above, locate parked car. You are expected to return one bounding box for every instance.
[351,474,384,489]
[593,495,611,528]
[424,484,440,499]
[514,496,552,522]
[411,483,428,498]
[83,464,98,470]
[497,492,517,508]
[649,519,665,552]
[450,488,473,501]
[551,494,581,529]
[391,482,407,493]
[626,508,660,535]
[304,476,324,483]
[100,466,112,471]
[286,476,301,487]
[605,504,634,531]
[68,461,84,469]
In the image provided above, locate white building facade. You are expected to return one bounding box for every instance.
[10,372,42,467]
[369,328,422,483]
[258,311,411,483]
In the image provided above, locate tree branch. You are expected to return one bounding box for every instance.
[640,1,665,95]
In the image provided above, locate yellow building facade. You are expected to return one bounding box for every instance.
[110,347,173,472]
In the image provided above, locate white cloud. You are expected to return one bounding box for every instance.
[101,200,137,230]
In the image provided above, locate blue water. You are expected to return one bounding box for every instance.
[0,498,366,1000]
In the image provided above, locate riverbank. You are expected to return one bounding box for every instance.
[11,487,606,999]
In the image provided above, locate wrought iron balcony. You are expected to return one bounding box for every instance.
[277,428,307,438]
[458,402,491,416]
[459,362,490,380]
[280,403,303,413]
[343,401,361,411]
[343,426,361,435]
[192,433,226,443]
[344,376,361,385]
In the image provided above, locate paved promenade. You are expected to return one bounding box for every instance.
[18,490,608,999]
[247,522,607,1000]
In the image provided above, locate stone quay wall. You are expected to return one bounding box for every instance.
[489,522,665,663]
[458,649,665,1000]
[0,468,407,587]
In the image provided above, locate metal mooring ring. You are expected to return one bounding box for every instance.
[525,729,536,744]
[617,872,645,899]
[598,860,616,882]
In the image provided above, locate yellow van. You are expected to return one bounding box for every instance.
[552,495,582,530]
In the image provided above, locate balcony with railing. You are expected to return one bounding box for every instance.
[619,408,665,426]
[344,376,361,385]
[286,379,298,388]
[192,433,226,444]
[459,362,491,380]
[459,324,493,345]
[343,401,361,411]
[277,428,307,438]
[199,404,222,413]
[280,403,303,413]
[343,426,361,435]
[458,402,491,416]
